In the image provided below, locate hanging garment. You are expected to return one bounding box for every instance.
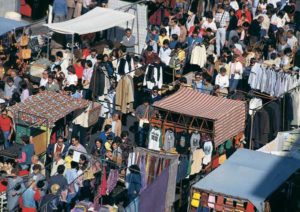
[148,127,162,151]
[139,155,147,192]
[252,108,270,148]
[115,75,135,114]
[202,141,213,165]
[90,62,110,98]
[176,132,190,155]
[143,63,163,89]
[116,55,134,81]
[290,89,300,126]
[190,132,201,152]
[249,98,262,115]
[139,167,169,212]
[264,101,281,140]
[176,155,189,182]
[106,169,119,194]
[207,194,215,209]
[190,149,205,175]
[164,129,175,151]
[190,45,207,68]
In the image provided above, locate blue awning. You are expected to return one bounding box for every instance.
[192,149,300,211]
[0,17,29,35]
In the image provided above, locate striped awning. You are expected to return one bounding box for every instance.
[153,87,246,146]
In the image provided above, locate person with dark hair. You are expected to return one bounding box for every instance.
[4,76,16,100]
[45,74,60,92]
[99,124,115,145]
[7,168,25,211]
[142,45,159,65]
[48,164,68,192]
[30,164,47,197]
[91,139,105,157]
[169,34,179,49]
[19,80,29,102]
[82,60,93,99]
[65,65,78,86]
[0,109,13,149]
[159,39,171,65]
[9,91,21,106]
[121,28,136,53]
[158,28,169,48]
[125,164,142,202]
[68,136,87,153]
[135,99,156,147]
[86,49,97,68]
[15,135,34,170]
[102,113,122,137]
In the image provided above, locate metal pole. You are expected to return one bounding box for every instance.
[135,5,140,54]
[249,113,254,150]
[71,33,74,63]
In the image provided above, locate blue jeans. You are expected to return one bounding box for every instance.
[3,131,10,149]
[229,78,239,92]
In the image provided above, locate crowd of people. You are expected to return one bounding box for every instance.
[0,0,299,211]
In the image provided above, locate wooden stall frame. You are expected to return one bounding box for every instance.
[16,110,50,156]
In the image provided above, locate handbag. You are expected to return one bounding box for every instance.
[21,49,32,59]
[215,12,225,28]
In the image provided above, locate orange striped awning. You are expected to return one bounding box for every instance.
[153,87,246,146]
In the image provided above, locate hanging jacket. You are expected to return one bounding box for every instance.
[143,63,163,89]
[90,62,110,98]
[190,45,207,68]
[164,130,175,151]
[115,76,134,113]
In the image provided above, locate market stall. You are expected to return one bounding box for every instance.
[6,91,97,155]
[152,87,247,148]
[190,149,300,212]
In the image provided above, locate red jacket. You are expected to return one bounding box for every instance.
[236,10,252,23]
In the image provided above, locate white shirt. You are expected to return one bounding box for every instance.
[82,68,93,82]
[170,25,180,36]
[229,61,243,79]
[202,21,217,31]
[159,47,171,65]
[287,36,298,49]
[271,14,285,28]
[40,78,48,87]
[230,1,239,11]
[86,55,97,68]
[215,74,229,89]
[255,14,270,31]
[66,74,78,85]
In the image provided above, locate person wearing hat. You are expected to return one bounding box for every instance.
[40,184,61,211]
[15,135,35,170]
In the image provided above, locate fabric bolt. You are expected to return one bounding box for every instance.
[139,155,147,191]
[219,154,227,164]
[139,167,169,212]
[100,166,107,196]
[215,195,224,211]
[106,169,119,193]
[190,149,205,175]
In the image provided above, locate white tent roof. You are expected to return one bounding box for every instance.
[44,7,135,35]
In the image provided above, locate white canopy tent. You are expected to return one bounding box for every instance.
[44,7,135,55]
[44,7,135,35]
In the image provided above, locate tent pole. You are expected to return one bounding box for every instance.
[47,30,50,59]
[136,5,140,53]
[71,33,74,63]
